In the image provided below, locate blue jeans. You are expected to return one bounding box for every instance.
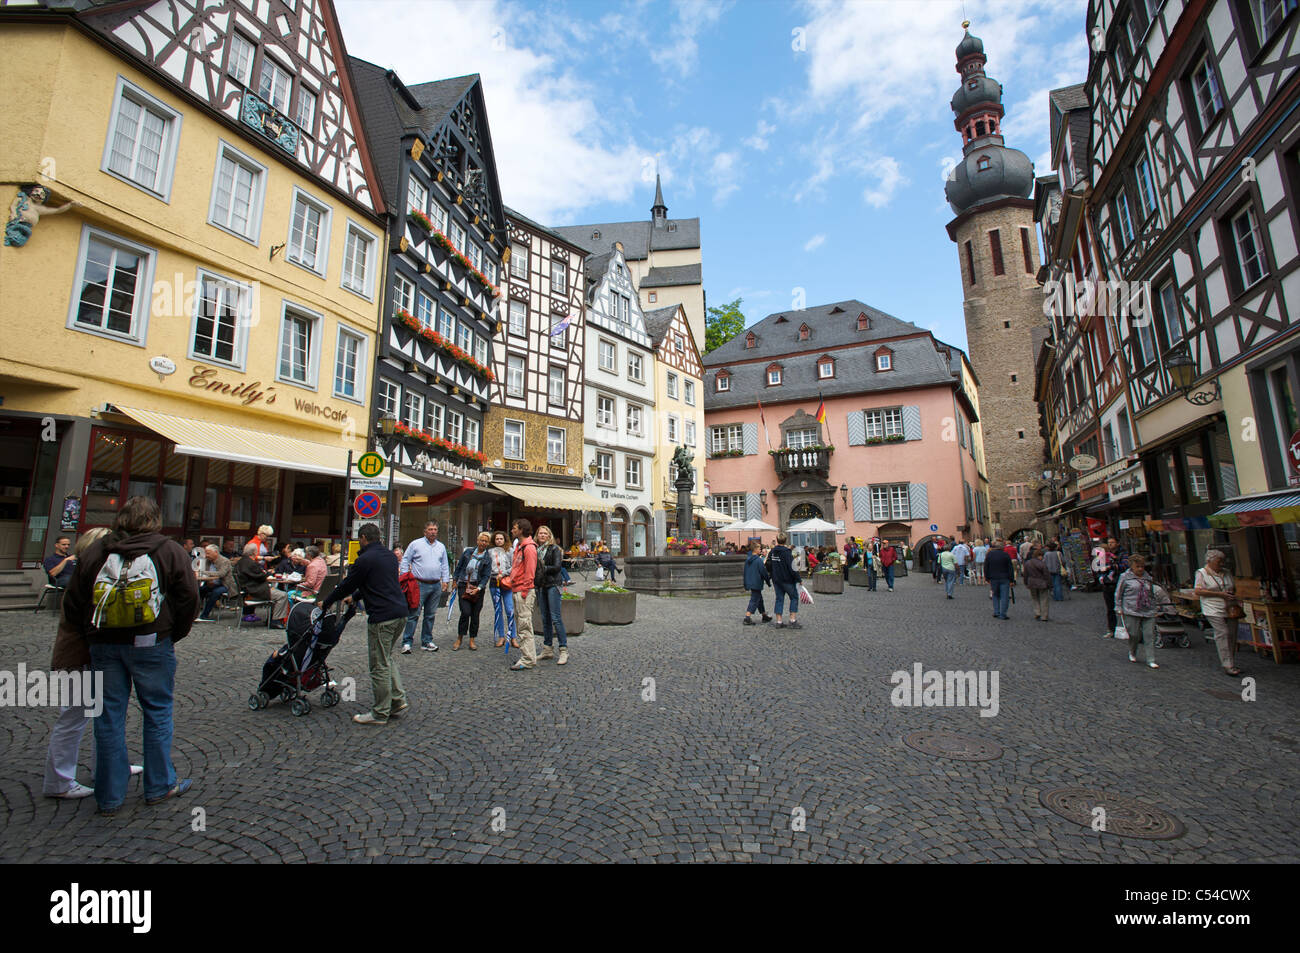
[403,580,443,647]
[990,580,1010,617]
[746,589,767,615]
[1051,572,1065,601]
[540,586,567,648]
[867,563,877,590]
[773,581,799,616]
[89,638,177,809]
[491,584,515,642]
[199,583,227,618]
[943,569,957,596]
[883,565,895,589]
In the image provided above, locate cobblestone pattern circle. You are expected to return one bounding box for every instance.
[1038,787,1187,840]
[902,730,1004,761]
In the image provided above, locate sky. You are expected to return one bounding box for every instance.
[335,0,1091,353]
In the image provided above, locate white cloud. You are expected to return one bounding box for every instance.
[649,0,733,76]
[804,233,826,252]
[860,156,907,208]
[744,120,777,151]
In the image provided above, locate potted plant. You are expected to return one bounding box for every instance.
[586,583,636,624]
[664,536,706,556]
[532,590,585,636]
[813,567,843,594]
[885,433,905,443]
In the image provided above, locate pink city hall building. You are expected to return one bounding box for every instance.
[702,300,991,553]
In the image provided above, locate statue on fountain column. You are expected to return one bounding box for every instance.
[671,445,694,486]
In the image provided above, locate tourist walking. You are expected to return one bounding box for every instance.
[973,538,988,584]
[1043,541,1065,601]
[939,546,958,597]
[1114,554,1163,668]
[505,519,539,670]
[766,533,802,629]
[488,530,514,649]
[985,537,1014,619]
[880,539,897,592]
[743,540,772,625]
[843,537,861,580]
[399,520,450,653]
[931,538,945,583]
[535,526,569,665]
[1194,549,1243,677]
[319,523,410,725]
[452,531,492,651]
[952,539,970,584]
[1095,537,1128,638]
[1024,546,1052,621]
[61,497,198,813]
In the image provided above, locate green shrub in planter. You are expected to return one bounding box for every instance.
[813,570,843,594]
[532,591,585,635]
[585,584,636,625]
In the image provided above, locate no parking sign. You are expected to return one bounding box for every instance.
[353,491,382,519]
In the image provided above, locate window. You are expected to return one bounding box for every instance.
[1255,0,1299,45]
[818,359,834,379]
[711,424,744,453]
[457,322,474,355]
[208,143,265,242]
[474,336,488,368]
[417,291,435,329]
[989,229,1004,275]
[395,274,415,317]
[870,484,911,521]
[1130,313,1156,367]
[648,292,657,303]
[103,79,179,199]
[549,314,567,348]
[597,395,615,429]
[341,223,375,297]
[504,419,524,459]
[450,220,466,251]
[715,374,730,392]
[377,379,399,418]
[1135,154,1158,218]
[625,456,642,488]
[864,408,904,439]
[876,352,892,371]
[277,305,320,386]
[1020,227,1034,273]
[599,339,616,372]
[675,334,686,353]
[402,390,423,429]
[627,404,643,435]
[407,176,428,217]
[667,415,679,443]
[857,313,870,330]
[1117,407,1134,455]
[1156,279,1183,345]
[69,227,153,343]
[628,352,644,381]
[964,240,976,285]
[465,418,479,452]
[484,260,497,287]
[786,427,820,449]
[1102,423,1117,463]
[618,294,631,324]
[430,202,447,233]
[508,300,527,336]
[767,367,782,386]
[551,259,567,294]
[467,242,482,272]
[685,420,696,446]
[799,324,810,341]
[547,427,566,465]
[684,380,695,405]
[426,402,443,439]
[745,332,756,348]
[227,32,255,86]
[595,451,614,484]
[191,272,251,367]
[1190,52,1224,130]
[446,409,463,445]
[1114,189,1135,246]
[713,493,746,519]
[295,86,317,133]
[509,241,529,279]
[437,307,454,342]
[258,57,291,113]
[287,190,330,274]
[667,373,679,399]
[506,354,525,397]
[548,367,565,405]
[1232,205,1268,290]
[1008,483,1031,511]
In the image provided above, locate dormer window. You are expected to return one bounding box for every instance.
[857,313,869,330]
[745,332,756,349]
[715,371,731,392]
[592,229,601,240]
[818,356,835,379]
[875,347,894,371]
[767,363,783,386]
[977,155,991,171]
[798,323,811,341]
[667,223,677,232]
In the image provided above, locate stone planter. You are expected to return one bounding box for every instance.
[585,588,637,624]
[848,567,871,587]
[894,561,909,577]
[532,594,585,636]
[664,550,703,557]
[813,572,843,594]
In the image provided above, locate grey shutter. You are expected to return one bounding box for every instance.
[909,483,929,520]
[902,406,922,441]
[746,492,762,520]
[1219,463,1239,499]
[852,486,871,522]
[742,422,758,455]
[964,482,973,520]
[958,415,967,448]
[847,411,866,446]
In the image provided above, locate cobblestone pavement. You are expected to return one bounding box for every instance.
[2,573,1298,863]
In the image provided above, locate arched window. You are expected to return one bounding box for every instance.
[632,508,650,557]
[745,332,756,349]
[799,323,811,341]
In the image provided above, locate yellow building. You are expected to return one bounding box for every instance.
[645,304,708,545]
[0,0,396,566]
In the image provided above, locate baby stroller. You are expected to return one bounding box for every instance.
[1152,585,1190,649]
[248,601,356,716]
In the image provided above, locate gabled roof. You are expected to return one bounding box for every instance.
[1049,83,1090,173]
[640,263,703,288]
[583,251,615,288]
[642,305,680,346]
[505,205,587,253]
[703,299,923,366]
[552,218,701,259]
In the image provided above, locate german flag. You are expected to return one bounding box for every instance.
[815,392,827,424]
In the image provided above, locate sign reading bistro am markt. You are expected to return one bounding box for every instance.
[187,364,351,423]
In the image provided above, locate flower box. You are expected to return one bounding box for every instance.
[709,449,744,459]
[408,208,434,232]
[848,567,871,587]
[393,310,496,382]
[885,433,905,443]
[532,592,585,636]
[392,421,488,466]
[585,586,636,625]
[813,572,843,594]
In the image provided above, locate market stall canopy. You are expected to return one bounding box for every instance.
[697,506,738,523]
[718,518,780,532]
[1208,489,1300,529]
[491,480,614,512]
[788,517,839,533]
[113,404,423,486]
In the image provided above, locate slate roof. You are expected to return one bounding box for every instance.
[704,299,922,366]
[583,251,615,289]
[504,204,585,251]
[640,264,703,288]
[642,305,680,346]
[1049,83,1090,173]
[552,218,702,259]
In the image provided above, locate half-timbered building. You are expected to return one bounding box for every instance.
[644,304,707,546]
[349,59,505,553]
[1086,0,1300,592]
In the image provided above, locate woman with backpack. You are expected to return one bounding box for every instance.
[488,531,514,649]
[452,531,493,651]
[1114,554,1164,669]
[61,496,198,814]
[534,526,569,665]
[767,532,802,630]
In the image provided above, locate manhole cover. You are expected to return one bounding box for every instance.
[902,731,1003,761]
[1038,787,1186,840]
[1202,688,1241,702]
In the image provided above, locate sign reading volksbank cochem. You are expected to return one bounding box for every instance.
[1107,464,1146,501]
[412,450,486,484]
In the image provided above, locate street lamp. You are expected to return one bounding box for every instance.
[588,460,598,477]
[1165,340,1220,406]
[840,483,849,507]
[378,414,397,436]
[759,488,768,512]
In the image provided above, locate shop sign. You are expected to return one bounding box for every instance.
[1289,429,1300,485]
[597,489,643,502]
[412,450,485,484]
[149,356,176,376]
[1107,465,1146,501]
[189,366,277,406]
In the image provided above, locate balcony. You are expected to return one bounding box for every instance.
[772,446,833,478]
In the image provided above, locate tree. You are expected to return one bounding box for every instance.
[705,298,746,354]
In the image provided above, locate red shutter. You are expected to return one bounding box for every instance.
[989,230,1004,276]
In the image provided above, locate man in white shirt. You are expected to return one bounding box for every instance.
[952,540,971,585]
[399,520,450,653]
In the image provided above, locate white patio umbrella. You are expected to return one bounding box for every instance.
[787,518,840,533]
[718,518,780,533]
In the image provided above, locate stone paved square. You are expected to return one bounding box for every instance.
[2,575,1298,863]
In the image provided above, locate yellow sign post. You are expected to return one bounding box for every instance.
[357,452,385,478]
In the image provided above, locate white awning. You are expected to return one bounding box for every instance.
[491,480,615,512]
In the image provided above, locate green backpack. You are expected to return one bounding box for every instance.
[92,547,165,629]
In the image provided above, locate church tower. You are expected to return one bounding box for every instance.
[944,24,1047,540]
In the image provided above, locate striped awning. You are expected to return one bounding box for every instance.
[1209,490,1300,528]
[114,405,423,487]
[1037,495,1079,518]
[491,480,614,512]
